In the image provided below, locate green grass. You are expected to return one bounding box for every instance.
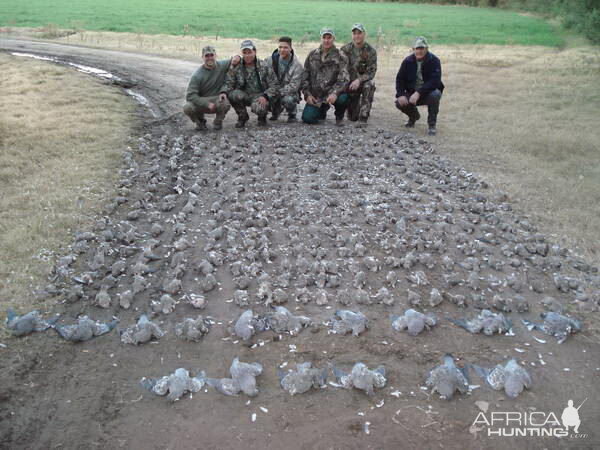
[1,0,562,46]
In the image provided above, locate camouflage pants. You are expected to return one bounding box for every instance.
[228,89,272,121]
[346,80,376,121]
[270,93,300,117]
[183,96,230,124]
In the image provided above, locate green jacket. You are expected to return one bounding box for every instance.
[340,42,377,83]
[301,45,349,100]
[186,59,231,103]
[221,58,280,100]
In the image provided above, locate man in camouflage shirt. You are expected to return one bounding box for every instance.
[220,40,280,128]
[301,28,350,126]
[265,36,304,123]
[341,23,377,126]
[183,45,236,131]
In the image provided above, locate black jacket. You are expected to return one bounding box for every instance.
[395,52,444,98]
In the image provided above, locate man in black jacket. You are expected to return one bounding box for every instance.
[395,36,444,136]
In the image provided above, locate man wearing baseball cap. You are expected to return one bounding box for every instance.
[301,28,350,126]
[341,23,377,127]
[184,45,238,131]
[220,39,280,128]
[395,36,444,136]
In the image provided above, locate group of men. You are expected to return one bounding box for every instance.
[183,25,444,135]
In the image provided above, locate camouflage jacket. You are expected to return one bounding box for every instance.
[221,58,280,100]
[301,45,349,100]
[264,50,304,97]
[340,41,377,83]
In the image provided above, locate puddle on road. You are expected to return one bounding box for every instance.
[11,52,159,117]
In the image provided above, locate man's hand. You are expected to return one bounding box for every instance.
[326,93,338,105]
[349,79,360,91]
[231,55,241,66]
[305,95,317,106]
[258,96,268,107]
[409,91,420,105]
[397,96,409,107]
[219,93,227,102]
[208,102,216,113]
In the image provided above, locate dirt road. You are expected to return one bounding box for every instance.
[1,38,599,450]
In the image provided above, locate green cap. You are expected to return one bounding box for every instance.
[351,23,366,33]
[414,36,429,48]
[202,45,216,56]
[240,39,255,50]
[320,27,335,38]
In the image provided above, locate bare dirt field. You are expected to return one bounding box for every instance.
[0,36,599,450]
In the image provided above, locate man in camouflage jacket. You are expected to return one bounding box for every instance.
[301,28,350,126]
[220,40,280,127]
[341,23,377,126]
[265,36,304,122]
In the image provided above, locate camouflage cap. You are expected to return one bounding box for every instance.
[413,36,429,48]
[202,45,216,56]
[320,27,335,38]
[240,39,255,50]
[351,23,366,33]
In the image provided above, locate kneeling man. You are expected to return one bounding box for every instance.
[266,36,304,123]
[183,45,233,131]
[395,36,444,136]
[221,40,279,128]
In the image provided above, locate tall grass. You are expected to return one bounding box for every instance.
[0,0,562,46]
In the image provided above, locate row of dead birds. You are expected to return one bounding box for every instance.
[6,305,582,345]
[139,353,531,403]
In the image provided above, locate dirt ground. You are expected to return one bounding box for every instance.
[0,38,599,450]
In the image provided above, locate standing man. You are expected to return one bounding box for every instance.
[395,36,444,136]
[301,28,350,126]
[183,46,234,131]
[265,36,304,123]
[221,40,280,128]
[341,23,377,127]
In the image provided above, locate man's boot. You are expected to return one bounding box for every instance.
[213,119,223,131]
[335,115,345,127]
[428,124,437,136]
[287,113,297,123]
[235,112,249,128]
[257,115,268,127]
[356,116,368,128]
[195,119,207,131]
[405,110,420,128]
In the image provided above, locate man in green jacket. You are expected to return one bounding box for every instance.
[301,28,350,126]
[341,23,377,126]
[184,45,234,131]
[221,40,280,128]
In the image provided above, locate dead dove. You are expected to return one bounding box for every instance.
[330,310,368,336]
[206,358,263,397]
[425,354,469,400]
[333,363,386,396]
[151,294,176,314]
[54,316,118,342]
[5,309,57,337]
[472,359,532,398]
[175,316,210,342]
[279,362,327,395]
[265,306,311,335]
[140,368,206,402]
[449,309,512,336]
[391,309,437,336]
[522,312,582,343]
[120,315,164,345]
[233,310,267,341]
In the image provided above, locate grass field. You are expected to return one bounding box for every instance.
[0,0,563,46]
